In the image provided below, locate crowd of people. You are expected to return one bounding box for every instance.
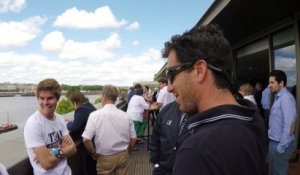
[17,24,298,175]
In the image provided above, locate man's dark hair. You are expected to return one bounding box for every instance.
[134,83,142,89]
[158,77,168,85]
[135,87,144,95]
[269,70,287,86]
[162,24,233,90]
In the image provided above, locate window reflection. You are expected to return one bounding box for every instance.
[274,44,296,89]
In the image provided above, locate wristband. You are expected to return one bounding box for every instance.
[51,148,58,157]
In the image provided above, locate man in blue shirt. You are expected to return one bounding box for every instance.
[268,70,297,175]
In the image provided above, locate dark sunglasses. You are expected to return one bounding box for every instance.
[166,60,229,84]
[166,62,194,84]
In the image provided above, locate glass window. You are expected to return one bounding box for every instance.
[274,44,296,88]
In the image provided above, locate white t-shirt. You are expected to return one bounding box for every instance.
[82,104,136,155]
[24,111,71,175]
[126,95,149,122]
[156,86,176,110]
[0,163,8,175]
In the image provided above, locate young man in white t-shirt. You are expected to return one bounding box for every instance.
[24,78,76,175]
[155,77,176,110]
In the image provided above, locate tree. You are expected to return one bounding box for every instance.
[81,85,103,91]
[94,98,101,104]
[65,86,80,98]
[55,98,74,115]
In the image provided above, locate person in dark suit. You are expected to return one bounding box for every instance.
[67,91,97,175]
[150,101,189,175]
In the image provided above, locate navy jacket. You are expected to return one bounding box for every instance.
[150,101,189,175]
[67,102,96,140]
[173,99,267,175]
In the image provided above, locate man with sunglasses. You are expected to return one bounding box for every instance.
[162,24,267,175]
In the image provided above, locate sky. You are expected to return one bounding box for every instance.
[0,0,213,86]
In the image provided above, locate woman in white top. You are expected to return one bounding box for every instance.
[239,83,257,106]
[127,87,150,140]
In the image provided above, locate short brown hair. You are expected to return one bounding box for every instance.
[158,77,168,84]
[101,85,119,102]
[69,91,86,105]
[36,78,61,99]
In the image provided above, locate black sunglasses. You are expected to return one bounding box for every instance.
[166,60,229,84]
[166,62,194,84]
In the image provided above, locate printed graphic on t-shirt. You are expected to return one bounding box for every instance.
[46,130,63,148]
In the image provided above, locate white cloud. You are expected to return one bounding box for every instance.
[41,32,121,60]
[275,56,296,70]
[0,16,47,48]
[0,0,26,13]
[53,6,127,29]
[41,31,66,52]
[132,40,139,46]
[279,45,295,56]
[96,48,164,85]
[125,21,140,31]
[0,48,164,86]
[0,52,39,67]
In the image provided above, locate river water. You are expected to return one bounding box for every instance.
[0,95,99,128]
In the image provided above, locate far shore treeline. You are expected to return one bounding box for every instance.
[61,84,103,98]
[56,84,103,115]
[61,84,103,92]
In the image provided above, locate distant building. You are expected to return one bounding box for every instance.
[0,82,17,91]
[0,82,37,93]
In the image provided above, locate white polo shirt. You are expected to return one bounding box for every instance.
[157,86,176,110]
[82,104,136,155]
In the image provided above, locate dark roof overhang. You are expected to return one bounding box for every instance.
[195,0,300,48]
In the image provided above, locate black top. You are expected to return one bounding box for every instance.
[150,101,189,175]
[67,102,96,140]
[173,99,267,175]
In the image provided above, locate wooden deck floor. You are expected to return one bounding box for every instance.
[129,141,152,175]
[129,117,153,175]
[127,118,300,175]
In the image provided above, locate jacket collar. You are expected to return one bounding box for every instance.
[187,99,256,131]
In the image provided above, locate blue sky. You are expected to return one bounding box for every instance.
[0,0,213,86]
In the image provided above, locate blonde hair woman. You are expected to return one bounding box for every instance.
[239,83,257,105]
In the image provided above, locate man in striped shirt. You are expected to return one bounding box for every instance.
[162,24,267,175]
